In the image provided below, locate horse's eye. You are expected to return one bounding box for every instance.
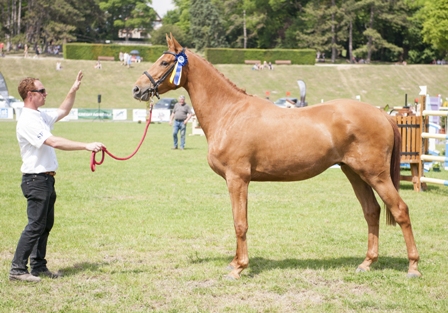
[161,61,168,66]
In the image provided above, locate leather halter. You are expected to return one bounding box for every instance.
[141,49,184,99]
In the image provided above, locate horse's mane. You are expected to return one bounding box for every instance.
[191,50,248,96]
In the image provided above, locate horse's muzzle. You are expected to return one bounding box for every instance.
[133,85,152,102]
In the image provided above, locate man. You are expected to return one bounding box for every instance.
[169,95,192,150]
[10,71,105,282]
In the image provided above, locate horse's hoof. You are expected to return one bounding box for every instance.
[355,267,369,273]
[407,272,422,279]
[224,274,237,281]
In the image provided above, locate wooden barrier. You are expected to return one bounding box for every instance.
[244,60,260,65]
[98,56,115,61]
[395,110,426,191]
[396,96,448,191]
[275,60,291,65]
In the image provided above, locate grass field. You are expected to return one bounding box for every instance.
[1,55,448,111]
[1,119,448,312]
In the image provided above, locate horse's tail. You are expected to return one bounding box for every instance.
[385,114,401,226]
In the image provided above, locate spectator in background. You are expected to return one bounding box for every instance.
[169,95,192,150]
[123,52,129,66]
[34,46,40,58]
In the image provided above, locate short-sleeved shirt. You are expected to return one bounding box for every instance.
[16,108,59,174]
[172,103,192,120]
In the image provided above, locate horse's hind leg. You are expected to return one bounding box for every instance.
[341,165,381,272]
[369,179,421,278]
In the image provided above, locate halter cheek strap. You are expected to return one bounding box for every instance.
[142,49,185,99]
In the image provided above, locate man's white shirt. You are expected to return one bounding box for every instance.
[17,108,59,174]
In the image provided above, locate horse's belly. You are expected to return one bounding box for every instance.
[251,155,338,182]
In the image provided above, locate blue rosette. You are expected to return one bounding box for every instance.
[170,51,188,85]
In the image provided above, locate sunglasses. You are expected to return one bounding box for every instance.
[31,89,46,94]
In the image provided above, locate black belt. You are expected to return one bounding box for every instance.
[23,171,56,177]
[175,119,185,122]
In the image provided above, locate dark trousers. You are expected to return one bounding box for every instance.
[10,174,56,275]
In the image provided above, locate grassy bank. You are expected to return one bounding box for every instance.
[1,55,448,111]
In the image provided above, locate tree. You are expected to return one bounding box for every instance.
[71,0,107,42]
[162,0,193,46]
[99,0,157,41]
[190,0,227,50]
[0,0,23,50]
[150,24,187,45]
[243,0,305,49]
[420,0,448,54]
[212,0,246,48]
[295,0,346,61]
[341,0,359,63]
[353,0,407,62]
[21,0,83,52]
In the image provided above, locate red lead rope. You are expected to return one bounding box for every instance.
[90,108,152,172]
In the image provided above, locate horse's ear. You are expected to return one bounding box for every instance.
[169,33,183,53]
[166,33,183,53]
[166,33,172,47]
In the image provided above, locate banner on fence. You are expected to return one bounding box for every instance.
[151,109,171,122]
[0,107,13,119]
[39,108,72,121]
[113,109,127,121]
[133,109,148,122]
[78,109,113,120]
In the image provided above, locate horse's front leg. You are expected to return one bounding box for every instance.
[341,166,380,272]
[225,175,249,280]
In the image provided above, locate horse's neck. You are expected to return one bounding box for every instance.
[183,52,245,136]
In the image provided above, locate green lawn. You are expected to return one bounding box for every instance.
[1,121,447,312]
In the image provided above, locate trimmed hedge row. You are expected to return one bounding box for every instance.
[205,48,316,65]
[63,44,316,65]
[63,43,167,62]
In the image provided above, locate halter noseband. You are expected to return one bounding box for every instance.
[142,49,185,100]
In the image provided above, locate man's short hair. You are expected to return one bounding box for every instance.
[179,95,185,100]
[18,77,39,100]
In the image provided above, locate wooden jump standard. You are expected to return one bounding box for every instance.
[396,93,448,191]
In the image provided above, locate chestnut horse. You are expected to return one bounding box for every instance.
[133,34,421,279]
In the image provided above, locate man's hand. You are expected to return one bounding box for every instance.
[86,142,106,153]
[71,71,84,92]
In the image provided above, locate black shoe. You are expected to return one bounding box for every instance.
[9,273,41,282]
[171,147,178,150]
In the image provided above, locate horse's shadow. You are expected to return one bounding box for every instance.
[190,255,410,276]
[58,261,108,277]
[57,256,409,278]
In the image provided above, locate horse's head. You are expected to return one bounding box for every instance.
[133,33,187,102]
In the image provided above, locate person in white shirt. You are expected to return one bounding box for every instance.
[9,71,105,282]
